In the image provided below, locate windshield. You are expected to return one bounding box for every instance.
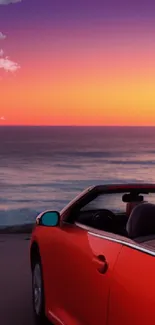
[81,192,155,214]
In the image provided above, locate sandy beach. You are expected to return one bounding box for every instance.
[0,233,34,325]
[0,223,34,234]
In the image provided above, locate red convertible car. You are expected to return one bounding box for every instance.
[30,183,155,325]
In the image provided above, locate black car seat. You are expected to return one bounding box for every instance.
[126,201,143,217]
[126,202,155,243]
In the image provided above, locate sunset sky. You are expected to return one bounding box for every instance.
[0,0,155,126]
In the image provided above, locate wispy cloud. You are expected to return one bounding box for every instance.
[0,0,21,4]
[0,32,6,40]
[0,49,4,56]
[0,57,20,72]
[0,0,21,75]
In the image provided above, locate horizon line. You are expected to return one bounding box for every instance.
[0,125,155,127]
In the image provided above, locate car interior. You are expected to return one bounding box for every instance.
[76,191,155,248]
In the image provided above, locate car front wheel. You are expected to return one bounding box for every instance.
[32,260,49,324]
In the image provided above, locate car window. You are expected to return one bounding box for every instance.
[80,193,125,214]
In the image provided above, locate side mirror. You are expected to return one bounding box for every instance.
[36,211,60,227]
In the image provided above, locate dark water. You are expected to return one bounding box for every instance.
[0,126,155,226]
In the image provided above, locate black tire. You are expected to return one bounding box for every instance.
[32,258,50,324]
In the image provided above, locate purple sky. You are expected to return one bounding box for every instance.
[1,0,155,29]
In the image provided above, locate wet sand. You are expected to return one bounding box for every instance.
[0,234,34,325]
[0,223,34,234]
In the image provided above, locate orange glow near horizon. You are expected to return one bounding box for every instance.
[1,20,155,126]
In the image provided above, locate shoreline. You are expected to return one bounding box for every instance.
[0,223,34,234]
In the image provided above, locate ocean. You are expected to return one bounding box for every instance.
[0,126,155,227]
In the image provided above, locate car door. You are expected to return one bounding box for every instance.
[108,244,155,325]
[49,223,122,325]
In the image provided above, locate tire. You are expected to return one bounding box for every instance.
[32,259,50,324]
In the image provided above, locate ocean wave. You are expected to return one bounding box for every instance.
[0,208,41,226]
[0,179,127,189]
[0,150,134,160]
[0,199,71,226]
[0,197,68,203]
[56,151,131,158]
[0,178,143,190]
[110,160,155,165]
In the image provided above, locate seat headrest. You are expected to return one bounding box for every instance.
[126,201,142,216]
[126,203,155,238]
